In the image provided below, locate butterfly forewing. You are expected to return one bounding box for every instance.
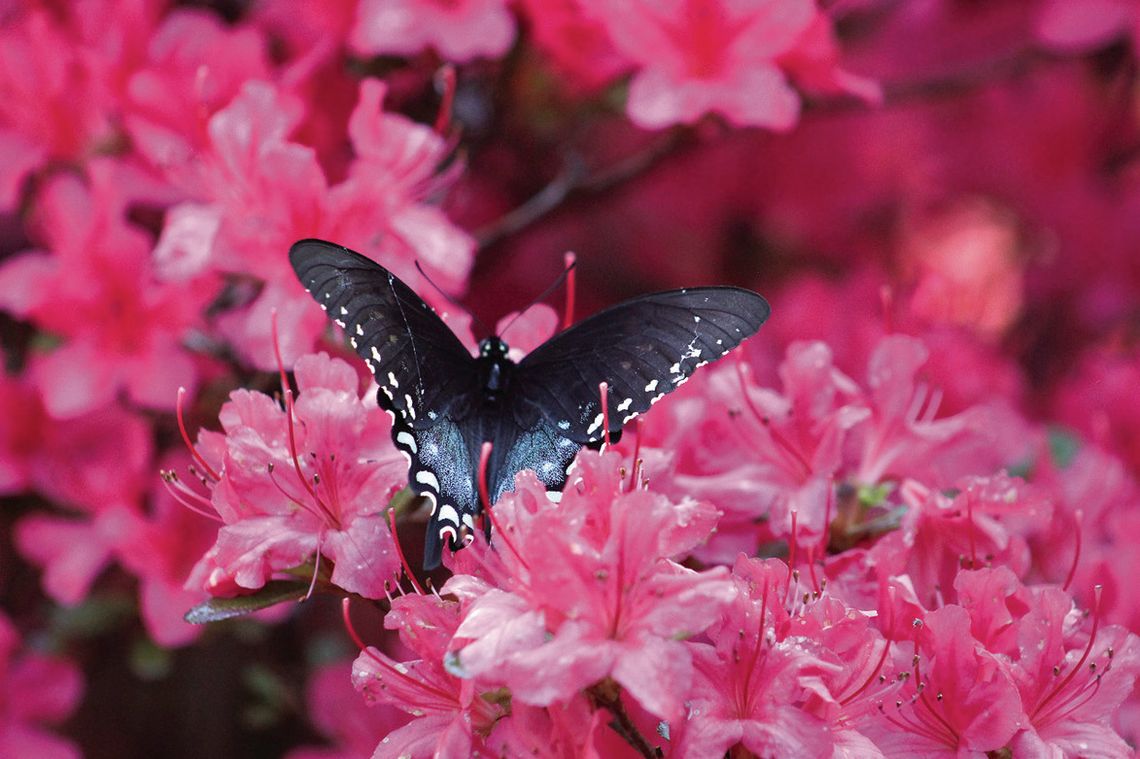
[513,287,770,444]
[289,239,476,428]
[290,240,483,569]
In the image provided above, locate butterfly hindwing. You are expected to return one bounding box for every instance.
[512,287,770,444]
[413,413,581,570]
[392,412,480,571]
[289,239,477,428]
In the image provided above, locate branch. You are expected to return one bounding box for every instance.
[474,129,690,251]
[474,47,1050,249]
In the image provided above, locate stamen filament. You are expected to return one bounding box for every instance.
[284,388,338,527]
[160,473,223,522]
[1033,586,1103,719]
[562,252,576,329]
[433,65,456,135]
[479,441,529,571]
[340,599,456,703]
[302,530,324,601]
[840,637,892,706]
[1063,510,1083,592]
[735,358,811,479]
[176,387,220,482]
[389,508,425,595]
[599,381,610,447]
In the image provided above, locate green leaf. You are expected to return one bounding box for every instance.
[1048,426,1080,470]
[857,481,894,509]
[184,580,310,624]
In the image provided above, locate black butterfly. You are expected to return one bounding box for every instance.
[290,239,771,570]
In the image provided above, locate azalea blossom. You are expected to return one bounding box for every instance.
[0,165,215,418]
[0,613,83,759]
[186,352,406,599]
[350,0,517,63]
[579,0,871,129]
[446,451,735,721]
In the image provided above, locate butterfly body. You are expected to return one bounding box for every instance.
[290,239,770,570]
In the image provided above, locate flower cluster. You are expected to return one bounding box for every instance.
[2,1,1140,757]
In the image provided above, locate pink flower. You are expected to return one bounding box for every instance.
[1052,348,1140,478]
[0,9,114,189]
[349,0,516,62]
[286,660,409,759]
[1036,0,1139,54]
[187,352,405,599]
[869,475,1050,608]
[897,199,1026,342]
[115,451,219,647]
[674,557,841,758]
[446,451,734,721]
[0,1,169,204]
[351,593,506,757]
[954,570,1140,758]
[0,165,215,418]
[0,613,83,759]
[122,7,272,172]
[860,604,1024,755]
[580,0,819,129]
[486,697,637,757]
[5,386,153,605]
[777,12,882,103]
[154,78,473,370]
[1029,443,1140,633]
[518,0,631,93]
[851,335,1027,487]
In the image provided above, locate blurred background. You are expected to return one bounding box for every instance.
[1,0,1138,756]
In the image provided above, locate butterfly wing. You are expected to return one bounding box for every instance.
[290,239,481,569]
[513,287,770,444]
[290,239,477,428]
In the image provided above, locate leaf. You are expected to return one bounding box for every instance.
[183,580,310,624]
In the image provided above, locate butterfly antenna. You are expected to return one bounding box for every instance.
[413,260,491,335]
[497,254,578,340]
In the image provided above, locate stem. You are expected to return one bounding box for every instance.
[587,681,661,759]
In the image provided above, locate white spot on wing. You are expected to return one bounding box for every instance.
[586,412,605,435]
[396,430,417,453]
[617,398,632,412]
[438,504,459,526]
[644,379,658,392]
[415,469,440,492]
[388,372,399,389]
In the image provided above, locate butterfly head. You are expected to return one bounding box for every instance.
[478,337,510,360]
[477,337,512,397]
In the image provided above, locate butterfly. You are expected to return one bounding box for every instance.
[290,239,771,570]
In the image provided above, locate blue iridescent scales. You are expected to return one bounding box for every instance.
[289,238,771,570]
